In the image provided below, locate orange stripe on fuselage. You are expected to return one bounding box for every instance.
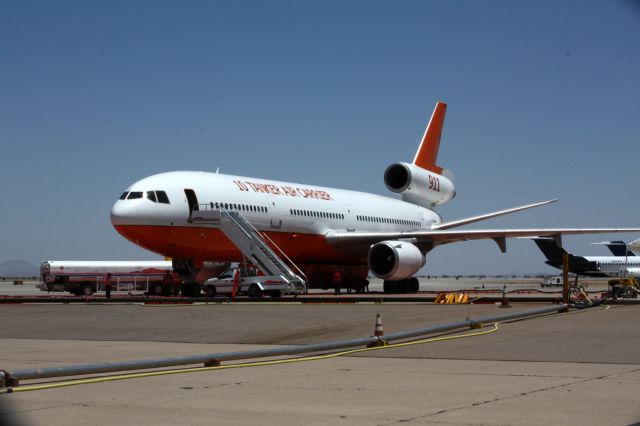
[413,102,446,174]
[113,225,365,266]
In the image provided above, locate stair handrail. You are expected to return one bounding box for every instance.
[258,231,309,285]
[221,210,255,241]
[194,206,308,289]
[225,210,307,285]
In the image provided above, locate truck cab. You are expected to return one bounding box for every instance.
[542,276,564,287]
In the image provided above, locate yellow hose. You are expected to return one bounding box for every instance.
[1,323,501,394]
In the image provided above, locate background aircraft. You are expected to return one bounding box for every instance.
[533,238,640,278]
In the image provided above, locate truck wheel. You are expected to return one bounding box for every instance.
[205,286,217,298]
[151,284,164,296]
[80,284,94,296]
[248,285,262,299]
[268,290,281,298]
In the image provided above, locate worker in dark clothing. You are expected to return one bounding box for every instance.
[163,271,173,296]
[333,269,342,295]
[105,273,112,299]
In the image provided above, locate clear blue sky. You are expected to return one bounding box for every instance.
[2,1,639,274]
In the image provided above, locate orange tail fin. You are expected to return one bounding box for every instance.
[412,102,447,174]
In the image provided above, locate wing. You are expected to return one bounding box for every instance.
[326,228,640,252]
[432,199,558,230]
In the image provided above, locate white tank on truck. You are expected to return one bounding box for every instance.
[39,260,178,296]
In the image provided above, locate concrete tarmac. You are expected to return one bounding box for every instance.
[1,302,639,425]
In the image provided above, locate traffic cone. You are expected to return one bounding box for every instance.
[374,313,384,337]
[368,313,386,347]
[499,286,511,308]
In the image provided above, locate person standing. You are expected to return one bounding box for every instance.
[333,269,342,296]
[105,273,112,299]
[163,271,173,296]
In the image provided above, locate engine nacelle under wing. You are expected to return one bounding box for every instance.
[384,162,455,207]
[368,240,426,280]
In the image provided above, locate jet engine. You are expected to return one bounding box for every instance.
[384,162,455,207]
[367,240,426,280]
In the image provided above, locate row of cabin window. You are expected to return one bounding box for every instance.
[290,209,344,220]
[120,191,170,204]
[356,214,419,227]
[212,202,268,213]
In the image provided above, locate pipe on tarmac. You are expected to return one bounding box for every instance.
[2,304,567,386]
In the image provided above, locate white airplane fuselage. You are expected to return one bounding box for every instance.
[582,255,640,277]
[111,171,441,283]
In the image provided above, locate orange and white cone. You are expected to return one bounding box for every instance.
[368,313,387,347]
[374,313,384,337]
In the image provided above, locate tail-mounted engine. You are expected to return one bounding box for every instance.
[367,240,426,280]
[384,162,455,207]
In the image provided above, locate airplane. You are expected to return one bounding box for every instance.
[110,102,640,295]
[532,238,640,278]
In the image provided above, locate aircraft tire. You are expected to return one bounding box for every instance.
[383,280,395,294]
[408,277,420,293]
[180,282,200,298]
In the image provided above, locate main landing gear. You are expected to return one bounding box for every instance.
[383,277,420,294]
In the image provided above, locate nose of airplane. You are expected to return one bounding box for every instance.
[110,200,137,227]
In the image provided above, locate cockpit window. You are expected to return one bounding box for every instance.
[156,191,170,204]
[146,191,157,202]
[119,192,129,200]
[127,192,143,200]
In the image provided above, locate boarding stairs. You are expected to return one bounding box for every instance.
[190,206,307,294]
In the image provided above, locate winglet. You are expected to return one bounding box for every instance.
[413,102,447,174]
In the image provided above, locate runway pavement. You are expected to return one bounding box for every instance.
[1,295,639,425]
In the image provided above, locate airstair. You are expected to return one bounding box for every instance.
[190,207,307,294]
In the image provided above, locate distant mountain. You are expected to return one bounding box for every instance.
[0,260,38,277]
